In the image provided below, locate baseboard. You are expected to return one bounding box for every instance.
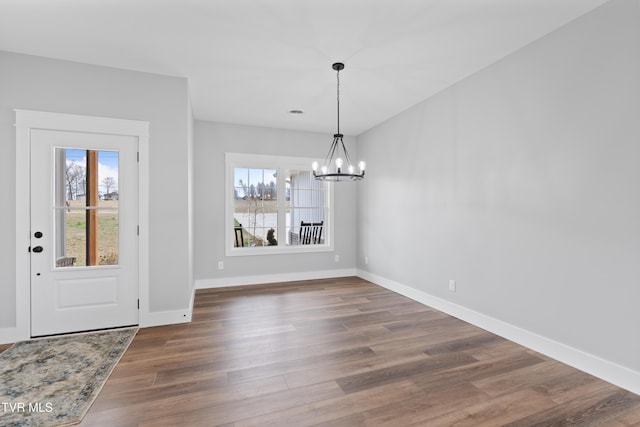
[139,306,192,328]
[0,326,28,345]
[357,269,640,396]
[2,298,197,343]
[196,268,358,289]
[2,292,197,342]
[188,285,196,320]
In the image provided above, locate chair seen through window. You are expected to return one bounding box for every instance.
[299,220,323,245]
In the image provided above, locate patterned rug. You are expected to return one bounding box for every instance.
[0,327,138,427]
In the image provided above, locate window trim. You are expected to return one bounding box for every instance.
[225,152,334,256]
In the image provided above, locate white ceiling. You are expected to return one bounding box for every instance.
[0,0,608,135]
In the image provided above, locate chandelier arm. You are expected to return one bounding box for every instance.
[339,137,353,167]
[325,137,340,166]
[320,138,335,170]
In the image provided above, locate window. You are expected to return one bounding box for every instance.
[55,148,120,267]
[226,153,332,255]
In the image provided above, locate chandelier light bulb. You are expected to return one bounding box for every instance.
[335,157,343,169]
[359,161,366,172]
[321,165,328,174]
[348,165,354,174]
[312,161,319,171]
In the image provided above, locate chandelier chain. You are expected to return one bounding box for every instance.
[336,68,340,135]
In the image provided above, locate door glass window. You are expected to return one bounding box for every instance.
[54,148,119,267]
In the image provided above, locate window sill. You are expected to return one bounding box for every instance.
[226,244,333,257]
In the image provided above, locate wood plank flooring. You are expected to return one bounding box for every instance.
[5,277,640,426]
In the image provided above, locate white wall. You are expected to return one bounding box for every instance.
[357,0,640,377]
[194,121,357,286]
[0,51,194,337]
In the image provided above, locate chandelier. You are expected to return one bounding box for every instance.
[312,63,365,181]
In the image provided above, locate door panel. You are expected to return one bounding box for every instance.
[30,129,138,337]
[56,276,118,308]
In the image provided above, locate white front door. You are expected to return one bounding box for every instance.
[30,129,139,337]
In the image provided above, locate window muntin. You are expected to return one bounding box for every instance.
[226,153,332,256]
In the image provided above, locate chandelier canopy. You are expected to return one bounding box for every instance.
[312,63,365,182]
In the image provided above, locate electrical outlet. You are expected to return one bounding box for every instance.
[335,254,340,263]
[449,279,456,292]
[218,261,224,270]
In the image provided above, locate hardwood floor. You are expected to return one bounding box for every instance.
[8,277,640,426]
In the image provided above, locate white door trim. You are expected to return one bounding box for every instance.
[13,110,150,341]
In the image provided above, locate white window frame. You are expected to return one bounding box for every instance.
[225,152,334,256]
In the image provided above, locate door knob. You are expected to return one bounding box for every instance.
[34,231,43,238]
[32,246,43,253]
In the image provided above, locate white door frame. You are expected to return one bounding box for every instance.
[14,110,150,341]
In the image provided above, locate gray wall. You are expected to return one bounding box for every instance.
[0,51,193,328]
[194,121,357,283]
[357,0,640,372]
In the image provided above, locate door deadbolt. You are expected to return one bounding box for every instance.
[34,231,43,238]
[32,246,43,253]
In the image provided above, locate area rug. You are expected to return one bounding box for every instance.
[0,327,138,427]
